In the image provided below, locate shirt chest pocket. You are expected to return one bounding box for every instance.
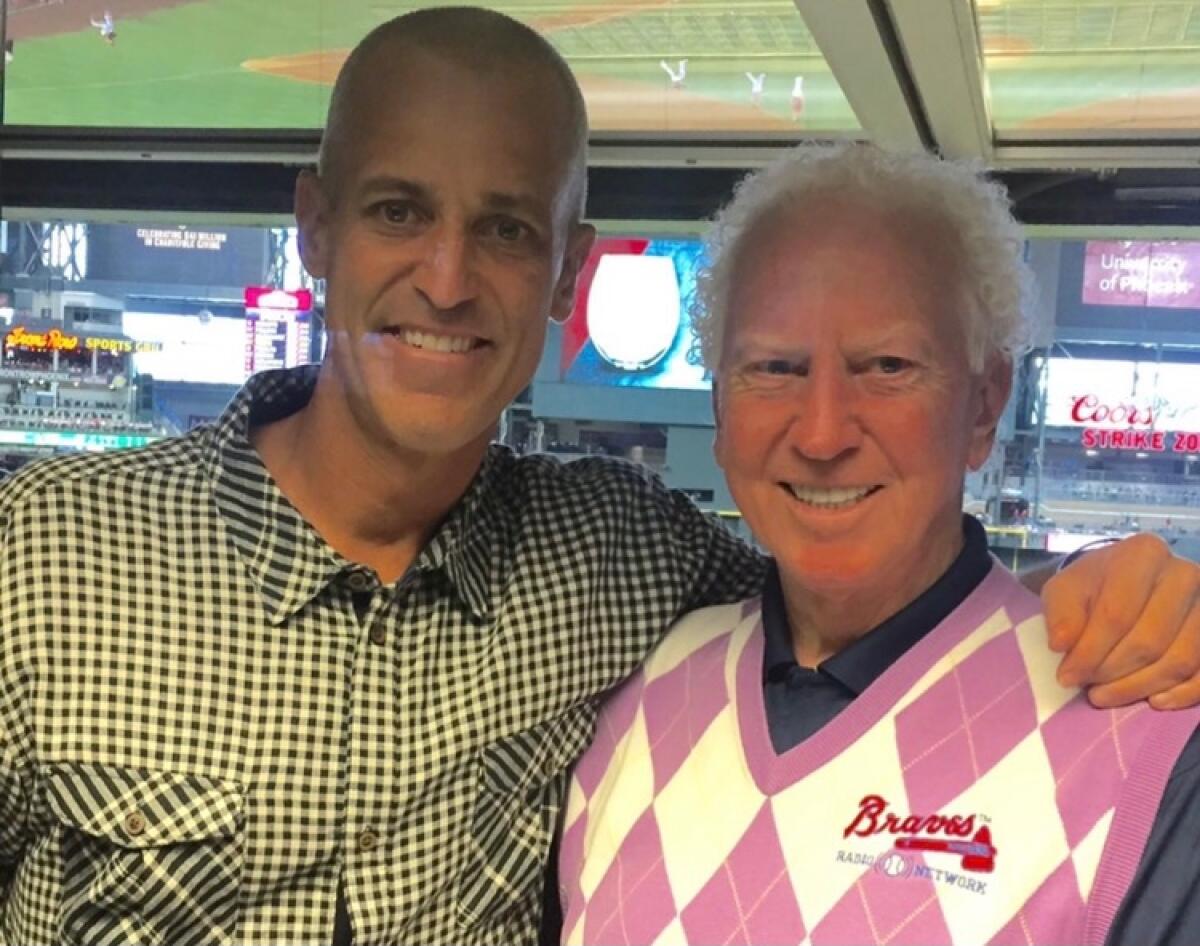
[43,763,245,946]
[456,705,597,931]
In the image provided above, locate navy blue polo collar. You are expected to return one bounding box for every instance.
[762,514,993,694]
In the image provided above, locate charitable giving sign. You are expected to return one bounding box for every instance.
[1082,241,1200,309]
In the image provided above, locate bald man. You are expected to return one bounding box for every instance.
[1,9,1199,946]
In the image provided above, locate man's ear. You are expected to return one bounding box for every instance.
[711,378,728,470]
[294,170,333,280]
[549,222,597,324]
[967,354,1014,471]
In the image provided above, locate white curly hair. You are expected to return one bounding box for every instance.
[692,143,1035,374]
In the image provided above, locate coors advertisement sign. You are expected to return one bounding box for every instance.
[1082,240,1200,310]
[1043,358,1200,454]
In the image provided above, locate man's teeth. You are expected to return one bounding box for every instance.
[393,329,476,354]
[787,485,876,508]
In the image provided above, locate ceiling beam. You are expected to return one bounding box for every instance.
[886,0,993,160]
[792,0,928,152]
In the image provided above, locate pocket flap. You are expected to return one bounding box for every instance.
[478,707,597,801]
[456,707,597,929]
[45,763,243,849]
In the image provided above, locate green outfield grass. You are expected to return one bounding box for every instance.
[5,0,359,126]
[0,0,850,128]
[986,49,1200,129]
[3,0,1200,133]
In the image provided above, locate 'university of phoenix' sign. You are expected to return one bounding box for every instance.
[1082,241,1200,309]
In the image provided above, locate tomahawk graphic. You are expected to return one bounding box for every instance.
[894,826,997,873]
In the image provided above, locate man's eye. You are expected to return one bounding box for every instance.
[753,359,802,376]
[875,356,911,375]
[376,202,418,225]
[491,218,528,242]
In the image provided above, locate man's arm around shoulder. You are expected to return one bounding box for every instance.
[657,484,767,614]
[557,455,767,618]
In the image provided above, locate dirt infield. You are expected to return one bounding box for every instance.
[6,0,200,41]
[241,51,799,131]
[981,35,1033,57]
[241,50,344,86]
[1021,86,1200,130]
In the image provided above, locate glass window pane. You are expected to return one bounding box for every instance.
[977,0,1200,135]
[2,0,858,134]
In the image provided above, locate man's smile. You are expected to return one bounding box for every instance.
[378,326,489,354]
[783,483,884,510]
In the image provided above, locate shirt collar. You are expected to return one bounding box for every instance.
[410,444,508,620]
[205,365,503,624]
[762,514,993,693]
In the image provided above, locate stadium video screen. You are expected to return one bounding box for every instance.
[87,224,269,289]
[560,236,710,392]
[123,312,248,385]
[123,305,313,385]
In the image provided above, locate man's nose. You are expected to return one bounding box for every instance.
[412,229,477,312]
[788,368,863,461]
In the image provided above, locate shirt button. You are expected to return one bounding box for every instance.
[123,811,147,837]
[347,572,371,592]
[357,829,380,852]
[369,624,387,646]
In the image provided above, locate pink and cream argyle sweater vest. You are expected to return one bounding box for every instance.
[559,564,1200,945]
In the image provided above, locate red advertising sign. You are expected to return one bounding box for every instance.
[1083,241,1200,309]
[1080,428,1200,454]
[243,287,313,311]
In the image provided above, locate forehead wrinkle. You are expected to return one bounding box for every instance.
[357,176,431,198]
[482,189,551,214]
[721,229,967,378]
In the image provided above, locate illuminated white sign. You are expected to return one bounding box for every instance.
[124,312,247,385]
[587,255,681,371]
[1043,359,1200,432]
[1043,358,1200,453]
[135,228,228,252]
[0,430,157,450]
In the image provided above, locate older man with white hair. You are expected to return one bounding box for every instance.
[558,145,1200,946]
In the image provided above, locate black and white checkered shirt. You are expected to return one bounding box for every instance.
[0,366,765,945]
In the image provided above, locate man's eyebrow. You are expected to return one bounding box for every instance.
[853,325,939,357]
[481,191,551,219]
[726,334,808,359]
[357,177,430,200]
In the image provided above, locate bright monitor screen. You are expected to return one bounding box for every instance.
[124,311,248,385]
[123,306,313,385]
[560,236,710,391]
